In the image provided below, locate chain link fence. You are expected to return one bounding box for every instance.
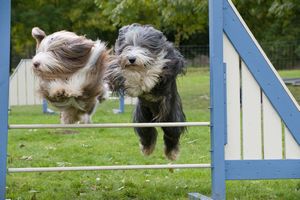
[261,40,300,69]
[178,41,300,69]
[11,41,300,70]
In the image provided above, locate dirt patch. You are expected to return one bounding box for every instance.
[49,129,80,135]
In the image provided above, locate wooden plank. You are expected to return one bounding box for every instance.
[16,61,27,105]
[223,34,241,160]
[34,76,42,104]
[262,94,282,159]
[285,125,300,159]
[9,73,18,106]
[241,61,262,159]
[226,160,300,180]
[25,60,35,105]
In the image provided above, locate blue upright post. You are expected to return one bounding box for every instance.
[113,90,125,114]
[0,0,11,199]
[42,99,55,114]
[119,92,125,113]
[209,0,226,199]
[42,99,48,113]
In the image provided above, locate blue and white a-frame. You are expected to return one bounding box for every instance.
[205,0,300,199]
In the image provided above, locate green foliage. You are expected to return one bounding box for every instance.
[233,0,300,68]
[94,0,207,46]
[11,0,118,69]
[11,0,300,70]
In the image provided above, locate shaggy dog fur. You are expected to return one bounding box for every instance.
[106,24,186,160]
[32,27,109,124]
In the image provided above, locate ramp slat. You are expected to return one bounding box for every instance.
[285,126,300,159]
[262,94,282,159]
[242,62,262,159]
[224,34,241,160]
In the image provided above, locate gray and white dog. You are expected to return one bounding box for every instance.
[107,24,186,160]
[32,27,109,124]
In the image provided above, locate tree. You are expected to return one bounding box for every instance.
[11,0,116,70]
[233,0,300,68]
[94,0,208,46]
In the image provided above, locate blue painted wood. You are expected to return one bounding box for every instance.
[119,92,124,113]
[226,160,300,180]
[0,0,11,199]
[223,0,300,145]
[223,63,227,145]
[209,0,226,199]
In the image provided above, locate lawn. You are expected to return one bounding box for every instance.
[6,67,300,200]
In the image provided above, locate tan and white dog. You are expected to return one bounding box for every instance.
[31,27,109,124]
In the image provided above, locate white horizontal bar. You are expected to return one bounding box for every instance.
[8,164,211,173]
[9,122,210,129]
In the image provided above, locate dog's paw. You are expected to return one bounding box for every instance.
[49,88,70,101]
[139,143,156,156]
[164,146,180,161]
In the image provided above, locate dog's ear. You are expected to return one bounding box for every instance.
[164,44,186,78]
[115,25,131,54]
[32,27,46,48]
[118,25,130,35]
[172,49,186,75]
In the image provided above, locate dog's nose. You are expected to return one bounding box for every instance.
[33,61,40,68]
[128,57,136,64]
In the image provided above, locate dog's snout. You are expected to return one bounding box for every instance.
[33,61,40,68]
[128,57,136,64]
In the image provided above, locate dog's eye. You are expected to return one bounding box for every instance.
[119,44,132,53]
[122,44,130,49]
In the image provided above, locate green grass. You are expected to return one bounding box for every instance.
[6,68,300,199]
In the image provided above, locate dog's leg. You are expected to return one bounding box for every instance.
[133,101,157,156]
[161,95,186,160]
[162,127,184,160]
[60,108,81,124]
[79,100,98,124]
[80,114,92,124]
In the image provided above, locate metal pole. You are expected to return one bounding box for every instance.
[42,99,47,113]
[9,122,210,129]
[8,164,211,173]
[0,0,11,199]
[119,92,124,113]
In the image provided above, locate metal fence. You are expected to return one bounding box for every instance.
[178,41,300,69]
[261,40,300,69]
[178,45,209,67]
[11,41,300,70]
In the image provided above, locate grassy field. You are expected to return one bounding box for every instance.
[6,68,300,199]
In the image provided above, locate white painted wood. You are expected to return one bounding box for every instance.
[17,61,27,105]
[9,75,18,106]
[33,75,42,104]
[262,94,282,159]
[285,125,300,159]
[9,59,42,105]
[9,122,210,129]
[25,60,35,105]
[242,61,262,159]
[228,0,300,111]
[223,34,241,160]
[8,163,211,173]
